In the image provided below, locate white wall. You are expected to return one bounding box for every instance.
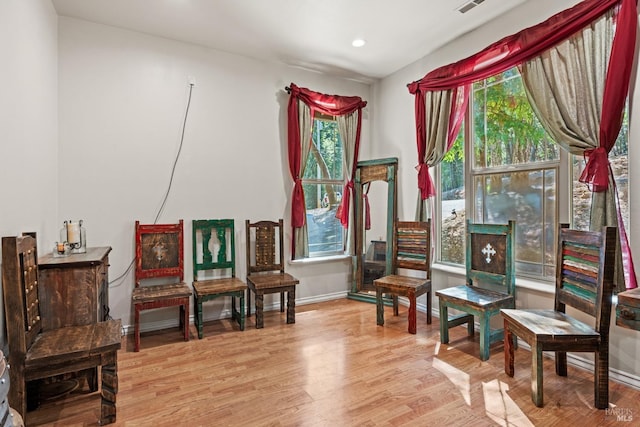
[0,0,58,351]
[372,0,640,383]
[57,17,371,330]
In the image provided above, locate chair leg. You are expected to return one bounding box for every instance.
[426,290,432,325]
[239,293,246,331]
[195,297,203,339]
[255,293,264,329]
[504,320,515,377]
[376,288,384,327]
[286,288,296,324]
[392,295,399,316]
[246,289,252,318]
[183,302,190,342]
[479,312,490,361]
[408,292,417,334]
[594,348,609,409]
[280,292,285,313]
[134,306,141,352]
[531,342,544,407]
[439,303,449,344]
[555,351,567,376]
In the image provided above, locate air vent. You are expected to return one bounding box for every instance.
[457,0,486,14]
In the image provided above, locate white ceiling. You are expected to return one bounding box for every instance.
[51,0,527,83]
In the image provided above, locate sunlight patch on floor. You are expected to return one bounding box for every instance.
[482,379,534,426]
[432,357,471,406]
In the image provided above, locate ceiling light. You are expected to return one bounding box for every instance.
[352,39,366,48]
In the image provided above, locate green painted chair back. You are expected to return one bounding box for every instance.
[192,219,237,280]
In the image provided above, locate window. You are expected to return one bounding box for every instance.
[302,114,345,257]
[437,68,629,281]
[438,67,561,279]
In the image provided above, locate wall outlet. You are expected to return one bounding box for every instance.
[188,76,196,87]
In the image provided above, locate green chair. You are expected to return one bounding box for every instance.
[192,219,247,338]
[436,220,516,361]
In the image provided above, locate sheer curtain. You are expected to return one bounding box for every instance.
[406,0,637,289]
[287,83,367,259]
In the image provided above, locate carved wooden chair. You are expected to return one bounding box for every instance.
[374,220,432,334]
[436,220,516,361]
[132,220,192,352]
[245,219,299,329]
[2,234,121,424]
[501,225,616,409]
[192,219,247,338]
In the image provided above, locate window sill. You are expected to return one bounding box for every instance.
[290,254,351,265]
[431,262,555,295]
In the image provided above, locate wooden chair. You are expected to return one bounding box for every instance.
[192,219,247,338]
[2,234,121,424]
[245,219,299,329]
[436,220,516,361]
[132,220,192,352]
[501,225,617,409]
[374,220,432,334]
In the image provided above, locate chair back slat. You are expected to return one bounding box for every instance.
[192,219,236,280]
[246,219,285,274]
[466,220,516,296]
[555,225,616,323]
[394,220,430,273]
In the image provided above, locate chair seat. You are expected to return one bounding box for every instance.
[246,273,299,291]
[132,283,192,303]
[193,277,247,296]
[501,309,599,342]
[26,320,122,371]
[436,284,513,310]
[374,275,430,296]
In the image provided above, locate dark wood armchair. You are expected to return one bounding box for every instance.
[192,219,247,338]
[501,225,617,409]
[132,220,192,351]
[2,234,121,424]
[436,220,516,361]
[374,220,432,334]
[245,219,299,329]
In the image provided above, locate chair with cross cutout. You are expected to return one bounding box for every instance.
[501,224,616,409]
[192,219,247,338]
[374,220,432,334]
[132,220,192,352]
[436,220,515,361]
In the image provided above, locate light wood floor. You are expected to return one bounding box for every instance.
[27,298,640,426]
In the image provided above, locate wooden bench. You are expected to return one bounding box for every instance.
[2,234,122,424]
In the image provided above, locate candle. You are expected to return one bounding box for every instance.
[67,222,81,244]
[56,242,65,254]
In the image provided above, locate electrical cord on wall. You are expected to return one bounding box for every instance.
[109,81,195,288]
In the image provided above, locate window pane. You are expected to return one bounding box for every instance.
[303,183,344,255]
[440,129,465,264]
[304,119,343,181]
[473,69,558,169]
[473,169,557,278]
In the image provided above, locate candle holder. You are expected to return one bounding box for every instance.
[60,220,87,254]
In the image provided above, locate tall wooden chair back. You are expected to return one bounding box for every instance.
[374,220,432,334]
[132,220,192,351]
[245,219,299,328]
[501,224,616,408]
[2,234,121,424]
[192,219,246,338]
[436,220,516,361]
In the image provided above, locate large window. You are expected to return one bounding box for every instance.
[437,68,629,281]
[302,114,344,257]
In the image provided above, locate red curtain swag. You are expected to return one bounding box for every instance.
[287,83,367,232]
[408,0,637,288]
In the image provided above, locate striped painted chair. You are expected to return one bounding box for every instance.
[501,224,617,409]
[374,220,432,334]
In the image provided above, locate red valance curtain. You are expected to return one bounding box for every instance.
[407,0,637,289]
[287,83,367,255]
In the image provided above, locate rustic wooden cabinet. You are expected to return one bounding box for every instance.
[37,247,112,330]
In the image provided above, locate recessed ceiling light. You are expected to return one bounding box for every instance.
[352,39,366,48]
